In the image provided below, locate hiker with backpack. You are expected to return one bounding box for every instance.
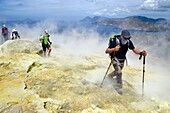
[11,28,20,40]
[39,30,52,57]
[105,30,147,94]
[1,24,9,42]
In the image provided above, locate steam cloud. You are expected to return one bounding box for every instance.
[128,33,170,100]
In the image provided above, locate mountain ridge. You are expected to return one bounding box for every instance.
[1,15,170,37]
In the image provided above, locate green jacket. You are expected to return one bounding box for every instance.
[41,34,50,45]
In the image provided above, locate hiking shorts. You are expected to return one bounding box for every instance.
[42,43,51,52]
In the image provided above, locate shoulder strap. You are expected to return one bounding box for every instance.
[126,40,130,49]
[115,37,120,46]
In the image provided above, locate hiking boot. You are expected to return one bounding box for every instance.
[47,53,51,57]
[115,83,123,95]
[116,88,123,95]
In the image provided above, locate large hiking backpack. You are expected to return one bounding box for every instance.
[109,34,130,47]
[108,34,129,65]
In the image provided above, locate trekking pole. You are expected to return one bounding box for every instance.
[139,51,146,96]
[100,59,113,87]
[142,56,146,96]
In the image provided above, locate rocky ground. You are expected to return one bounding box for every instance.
[0,40,169,113]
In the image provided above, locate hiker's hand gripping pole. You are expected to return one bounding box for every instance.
[100,58,114,87]
[139,50,147,60]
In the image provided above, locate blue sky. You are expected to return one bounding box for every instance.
[0,0,170,21]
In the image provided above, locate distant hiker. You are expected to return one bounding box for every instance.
[39,30,52,57]
[11,29,20,40]
[1,24,9,42]
[105,30,147,94]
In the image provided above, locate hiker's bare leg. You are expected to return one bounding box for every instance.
[48,48,51,56]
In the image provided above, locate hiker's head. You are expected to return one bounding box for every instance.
[121,30,131,45]
[121,30,131,39]
[45,30,48,34]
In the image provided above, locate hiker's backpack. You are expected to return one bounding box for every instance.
[108,34,121,46]
[108,34,129,65]
[109,34,130,48]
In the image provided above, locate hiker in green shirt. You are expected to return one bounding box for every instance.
[39,30,52,57]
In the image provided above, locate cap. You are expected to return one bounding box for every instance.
[12,28,17,32]
[45,30,48,33]
[121,30,131,39]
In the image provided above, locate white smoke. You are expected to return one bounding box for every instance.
[52,28,108,57]
[128,33,170,100]
[1,20,107,58]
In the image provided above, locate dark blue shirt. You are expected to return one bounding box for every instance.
[108,39,135,59]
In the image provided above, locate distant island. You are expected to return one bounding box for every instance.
[80,16,170,32]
